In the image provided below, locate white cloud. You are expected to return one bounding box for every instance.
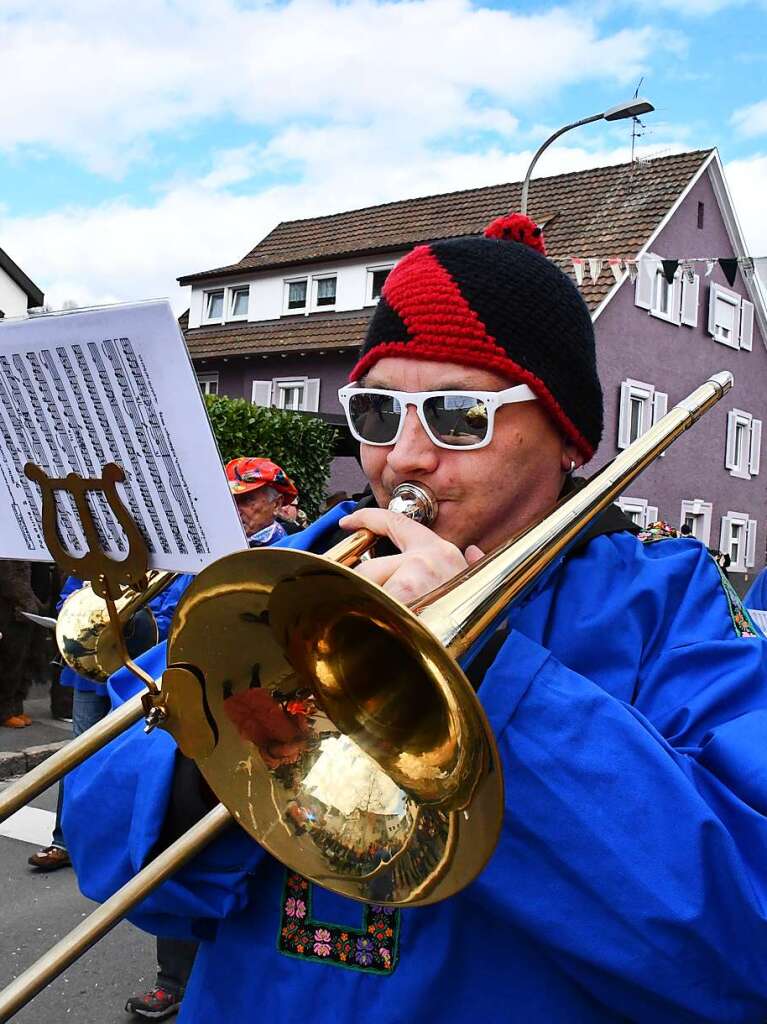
[0,0,660,173]
[731,99,767,139]
[725,153,767,258]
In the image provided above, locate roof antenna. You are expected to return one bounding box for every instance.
[630,77,647,164]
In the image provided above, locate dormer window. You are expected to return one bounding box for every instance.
[315,276,337,308]
[204,289,225,321]
[366,265,394,304]
[230,286,250,319]
[286,279,308,312]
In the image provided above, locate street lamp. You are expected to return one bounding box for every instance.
[519,98,654,215]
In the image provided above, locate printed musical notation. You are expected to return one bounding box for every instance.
[0,301,246,572]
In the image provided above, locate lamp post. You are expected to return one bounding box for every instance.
[519,98,654,216]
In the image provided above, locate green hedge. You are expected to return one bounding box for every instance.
[204,394,337,520]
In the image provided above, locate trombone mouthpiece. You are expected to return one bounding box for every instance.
[388,483,438,526]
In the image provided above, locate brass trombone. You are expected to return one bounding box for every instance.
[0,372,732,1022]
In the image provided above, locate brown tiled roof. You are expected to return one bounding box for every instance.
[187,309,373,360]
[183,149,713,357]
[180,149,711,286]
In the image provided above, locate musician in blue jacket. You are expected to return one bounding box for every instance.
[64,214,767,1023]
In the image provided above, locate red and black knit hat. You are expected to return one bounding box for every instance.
[349,213,603,461]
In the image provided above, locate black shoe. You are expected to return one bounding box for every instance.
[125,986,182,1019]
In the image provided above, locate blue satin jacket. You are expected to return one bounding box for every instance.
[63,505,767,1023]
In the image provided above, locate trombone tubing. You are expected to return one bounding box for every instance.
[0,803,232,1023]
[0,693,145,824]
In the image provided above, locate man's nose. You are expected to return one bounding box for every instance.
[386,405,439,476]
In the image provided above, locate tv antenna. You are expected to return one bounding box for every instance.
[630,77,649,162]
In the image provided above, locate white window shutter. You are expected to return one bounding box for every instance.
[618,382,632,449]
[740,300,754,351]
[725,410,739,470]
[635,257,654,310]
[719,515,732,554]
[746,520,758,568]
[708,283,720,337]
[304,378,321,412]
[652,391,668,424]
[680,274,700,327]
[646,505,658,527]
[670,275,682,325]
[749,419,762,476]
[251,380,272,407]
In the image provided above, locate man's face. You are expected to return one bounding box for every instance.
[235,487,283,536]
[360,356,579,553]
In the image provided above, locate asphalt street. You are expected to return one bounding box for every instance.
[0,777,159,1024]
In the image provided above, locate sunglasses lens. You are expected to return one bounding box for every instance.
[348,392,403,444]
[424,394,489,446]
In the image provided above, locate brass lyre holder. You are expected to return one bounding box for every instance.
[24,461,160,696]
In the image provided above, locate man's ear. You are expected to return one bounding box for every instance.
[561,441,582,473]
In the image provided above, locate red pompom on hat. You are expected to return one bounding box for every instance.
[483,213,547,255]
[349,211,603,461]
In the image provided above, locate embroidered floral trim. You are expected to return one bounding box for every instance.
[708,556,760,638]
[277,871,401,974]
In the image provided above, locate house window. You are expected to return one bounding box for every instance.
[230,286,250,319]
[203,290,225,322]
[652,270,675,320]
[719,511,757,572]
[725,409,761,479]
[617,497,658,529]
[618,379,668,450]
[285,279,308,313]
[251,377,320,412]
[197,372,219,396]
[679,499,713,546]
[366,265,393,304]
[708,283,754,350]
[314,276,337,309]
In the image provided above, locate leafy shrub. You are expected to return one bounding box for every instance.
[204,394,337,520]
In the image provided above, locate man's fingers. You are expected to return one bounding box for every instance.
[465,545,485,565]
[340,507,445,553]
[352,554,406,587]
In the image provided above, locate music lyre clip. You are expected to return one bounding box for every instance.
[24,461,159,694]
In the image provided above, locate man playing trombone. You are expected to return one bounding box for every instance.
[63,214,767,1023]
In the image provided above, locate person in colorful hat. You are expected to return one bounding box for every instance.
[64,214,767,1023]
[225,456,299,547]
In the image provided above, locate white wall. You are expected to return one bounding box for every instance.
[0,270,28,318]
[188,251,406,329]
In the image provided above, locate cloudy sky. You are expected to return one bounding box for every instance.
[0,0,765,311]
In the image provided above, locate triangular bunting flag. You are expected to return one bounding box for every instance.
[571,258,585,286]
[626,260,639,283]
[739,257,755,278]
[705,259,716,277]
[608,258,622,285]
[661,259,679,285]
[681,260,695,284]
[719,258,738,287]
[587,258,603,284]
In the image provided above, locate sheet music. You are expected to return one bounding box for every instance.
[0,300,247,571]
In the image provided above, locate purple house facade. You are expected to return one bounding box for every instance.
[180,149,767,592]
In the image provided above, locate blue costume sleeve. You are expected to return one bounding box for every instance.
[56,575,83,613]
[478,539,767,1022]
[147,574,194,642]
[746,566,767,611]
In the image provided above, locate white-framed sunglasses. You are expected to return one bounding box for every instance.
[338,383,537,451]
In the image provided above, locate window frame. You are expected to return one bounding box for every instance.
[720,510,757,572]
[618,378,668,451]
[196,371,219,396]
[228,284,250,321]
[617,496,658,530]
[312,274,338,311]
[202,288,226,324]
[273,377,307,411]
[708,283,742,349]
[365,264,395,305]
[679,498,713,546]
[725,408,762,480]
[283,277,309,315]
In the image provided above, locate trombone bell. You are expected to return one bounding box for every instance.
[163,547,502,906]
